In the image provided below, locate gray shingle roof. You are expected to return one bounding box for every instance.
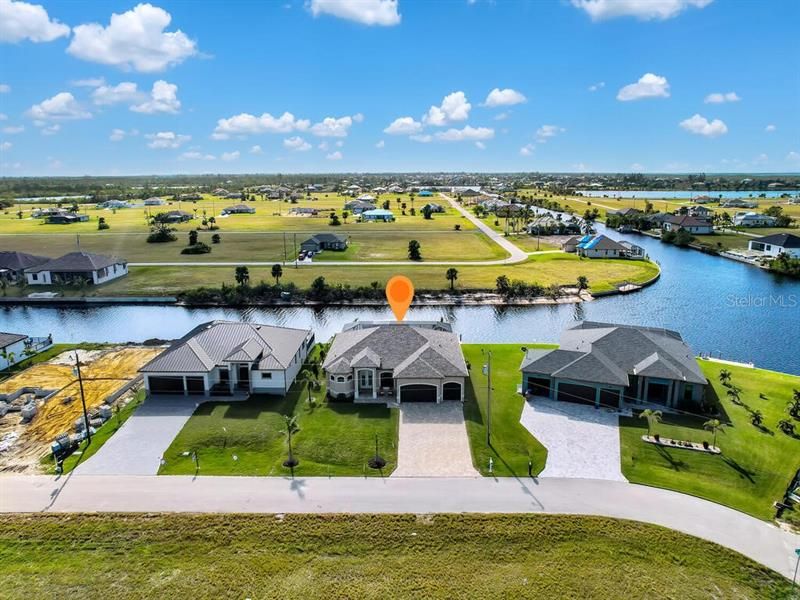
[0,251,50,272]
[25,252,125,274]
[0,332,27,349]
[141,321,311,374]
[750,233,800,248]
[520,321,706,386]
[322,322,467,379]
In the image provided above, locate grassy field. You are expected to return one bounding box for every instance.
[159,349,398,476]
[462,344,552,477]
[0,513,791,598]
[621,361,800,520]
[21,253,658,297]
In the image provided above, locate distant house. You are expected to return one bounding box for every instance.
[568,234,630,259]
[213,188,229,197]
[526,215,580,236]
[144,197,165,206]
[360,209,395,222]
[0,251,49,283]
[748,233,800,258]
[662,215,713,234]
[225,192,243,200]
[422,202,445,214]
[606,207,642,218]
[32,207,66,218]
[619,240,646,259]
[98,199,131,209]
[300,233,349,253]
[418,190,434,198]
[288,207,318,216]
[733,211,777,227]
[356,194,376,203]
[686,205,713,218]
[140,321,314,397]
[24,252,128,286]
[0,331,52,369]
[721,199,758,209]
[520,321,707,409]
[322,321,467,403]
[45,213,89,225]
[222,204,256,215]
[459,189,481,198]
[160,210,193,223]
[344,199,376,214]
[178,193,202,201]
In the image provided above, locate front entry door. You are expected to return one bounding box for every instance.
[237,364,250,390]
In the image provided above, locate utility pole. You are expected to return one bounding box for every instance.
[482,349,492,446]
[73,352,91,446]
[283,232,287,265]
[293,233,298,268]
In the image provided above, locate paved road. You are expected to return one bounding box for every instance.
[2,474,798,579]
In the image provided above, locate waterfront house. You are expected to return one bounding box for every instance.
[567,234,630,258]
[322,321,467,404]
[520,321,707,409]
[24,252,128,286]
[526,215,581,236]
[360,208,395,222]
[140,321,314,397]
[747,233,800,258]
[300,233,349,253]
[0,331,52,370]
[662,215,713,234]
[686,205,714,218]
[606,207,642,218]
[0,251,49,283]
[221,204,256,215]
[733,211,777,227]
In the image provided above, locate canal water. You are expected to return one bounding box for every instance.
[1,223,798,374]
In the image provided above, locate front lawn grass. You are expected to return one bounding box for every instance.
[620,362,800,520]
[159,349,398,476]
[462,344,552,477]
[0,513,791,598]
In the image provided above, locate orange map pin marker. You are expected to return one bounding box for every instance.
[386,275,414,321]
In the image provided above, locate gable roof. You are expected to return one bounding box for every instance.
[750,233,800,248]
[302,233,348,245]
[0,332,27,349]
[140,320,311,374]
[520,321,706,387]
[577,234,627,251]
[0,251,50,272]
[25,252,125,274]
[666,214,711,228]
[322,322,467,379]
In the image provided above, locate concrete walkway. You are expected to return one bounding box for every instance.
[393,402,478,477]
[520,398,627,482]
[2,474,798,579]
[74,396,201,475]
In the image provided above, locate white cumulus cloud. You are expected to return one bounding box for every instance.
[40,123,60,135]
[384,116,422,135]
[309,0,401,26]
[221,151,240,161]
[250,145,263,154]
[765,124,776,133]
[326,150,343,160]
[130,80,180,114]
[146,130,190,149]
[435,125,494,142]
[180,151,215,160]
[617,73,670,101]
[212,111,310,139]
[283,136,312,151]
[310,115,355,137]
[679,114,727,137]
[26,92,92,121]
[520,144,535,156]
[423,91,471,126]
[2,125,24,134]
[704,91,740,104]
[91,81,141,106]
[571,0,713,21]
[0,0,70,43]
[67,3,198,72]
[483,88,526,107]
[536,124,565,142]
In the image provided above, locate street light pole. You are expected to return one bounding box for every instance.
[73,351,91,446]
[792,548,800,591]
[482,349,492,446]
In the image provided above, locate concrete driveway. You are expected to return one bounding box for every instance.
[520,397,627,481]
[74,396,203,476]
[393,402,478,477]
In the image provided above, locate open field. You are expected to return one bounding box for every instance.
[0,230,507,263]
[0,513,791,598]
[462,344,552,477]
[160,348,399,476]
[20,253,657,297]
[621,361,800,520]
[0,346,162,472]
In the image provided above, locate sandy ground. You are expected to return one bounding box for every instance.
[0,346,163,473]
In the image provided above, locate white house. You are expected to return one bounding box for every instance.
[25,252,128,286]
[140,321,314,397]
[0,332,52,370]
[733,212,777,227]
[747,233,800,258]
[662,215,713,234]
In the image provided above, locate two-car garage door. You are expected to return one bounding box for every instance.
[400,384,437,402]
[147,375,205,395]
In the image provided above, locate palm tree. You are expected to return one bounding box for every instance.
[639,409,662,437]
[726,385,742,405]
[718,369,732,386]
[234,266,250,286]
[282,415,300,468]
[750,410,764,427]
[576,275,589,291]
[703,419,724,449]
[787,392,800,419]
[271,263,283,284]
[446,268,458,290]
[298,368,317,405]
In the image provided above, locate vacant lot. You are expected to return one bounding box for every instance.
[0,513,790,598]
[621,361,800,520]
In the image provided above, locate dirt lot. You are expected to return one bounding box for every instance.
[0,346,162,473]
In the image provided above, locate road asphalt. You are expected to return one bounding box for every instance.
[2,474,798,580]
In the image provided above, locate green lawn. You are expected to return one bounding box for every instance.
[159,349,398,476]
[462,344,553,477]
[0,513,791,598]
[621,361,800,520]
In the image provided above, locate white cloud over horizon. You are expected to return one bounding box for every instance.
[704,91,740,104]
[26,92,92,121]
[423,91,471,126]
[0,0,70,43]
[146,130,191,149]
[483,88,526,107]
[213,111,310,139]
[571,0,713,21]
[308,0,401,26]
[679,114,727,137]
[617,73,670,101]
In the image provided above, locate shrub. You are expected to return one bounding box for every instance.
[181,242,211,255]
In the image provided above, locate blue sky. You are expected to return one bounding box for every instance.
[0,0,798,176]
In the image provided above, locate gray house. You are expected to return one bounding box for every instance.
[0,251,50,283]
[24,252,128,286]
[300,233,349,253]
[323,321,468,403]
[140,321,314,397]
[520,321,707,409]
